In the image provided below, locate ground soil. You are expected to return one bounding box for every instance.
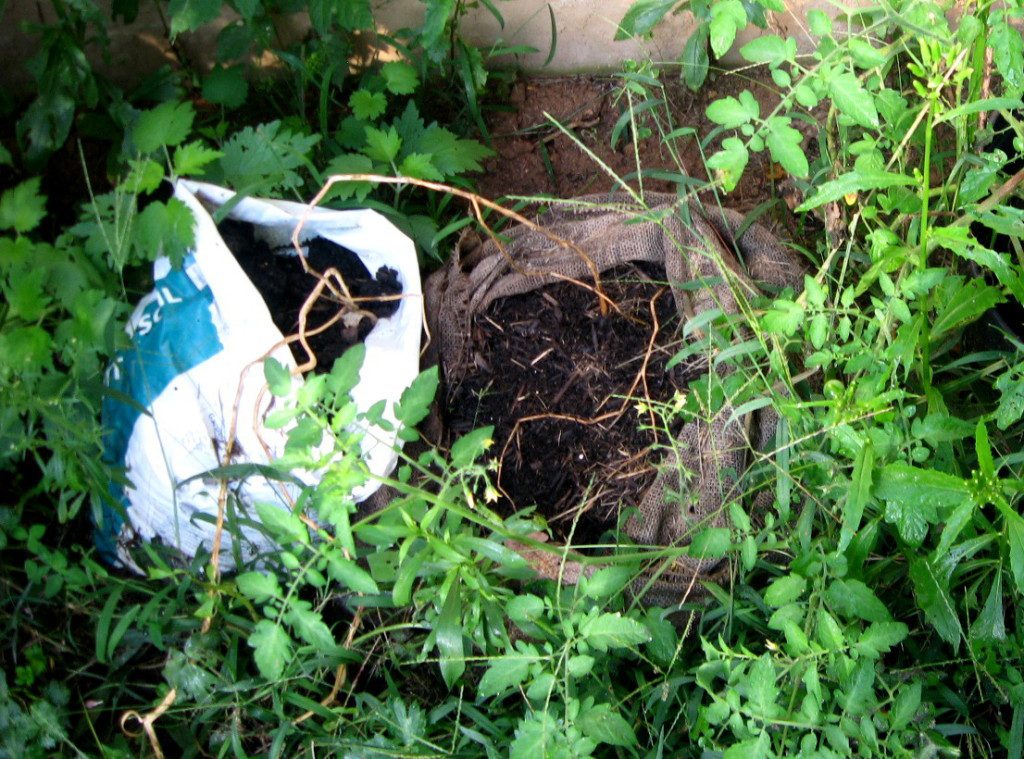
[445,264,684,546]
[450,71,810,544]
[217,218,402,370]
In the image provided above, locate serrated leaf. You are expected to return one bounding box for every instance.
[1006,510,1024,595]
[763,298,804,336]
[219,121,319,193]
[931,279,1004,337]
[581,613,650,652]
[707,136,748,192]
[382,61,419,95]
[910,557,961,648]
[364,125,402,163]
[0,178,47,234]
[398,152,444,181]
[394,366,438,427]
[829,72,879,129]
[826,579,891,622]
[133,101,195,154]
[0,326,53,373]
[415,125,493,175]
[706,91,759,128]
[350,89,387,121]
[765,117,809,177]
[237,571,280,602]
[248,619,292,680]
[173,141,223,176]
[477,655,530,697]
[202,65,249,109]
[510,712,564,758]
[874,462,970,513]
[709,0,746,57]
[324,153,376,201]
[615,0,677,39]
[264,357,292,397]
[3,267,49,321]
[131,198,196,268]
[970,574,1005,641]
[856,621,908,659]
[255,502,308,545]
[841,440,874,550]
[577,702,637,747]
[285,601,335,650]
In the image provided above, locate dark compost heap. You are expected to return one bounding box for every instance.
[217,219,401,370]
[445,263,684,545]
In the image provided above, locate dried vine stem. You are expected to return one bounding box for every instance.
[120,688,177,759]
[293,174,613,315]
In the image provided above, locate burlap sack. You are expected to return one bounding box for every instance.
[424,193,804,606]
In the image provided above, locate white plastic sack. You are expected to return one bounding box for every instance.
[98,180,422,569]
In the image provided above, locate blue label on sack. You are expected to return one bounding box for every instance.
[97,254,223,562]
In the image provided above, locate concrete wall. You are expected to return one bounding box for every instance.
[2,0,834,98]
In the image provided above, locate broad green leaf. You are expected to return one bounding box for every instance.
[567,654,595,676]
[909,557,961,648]
[0,178,46,234]
[615,0,678,39]
[807,9,831,36]
[848,38,887,68]
[970,574,1006,641]
[382,61,419,95]
[681,24,710,90]
[324,153,376,201]
[762,299,804,336]
[890,681,921,730]
[855,621,908,659]
[394,366,439,427]
[874,462,971,512]
[689,527,730,558]
[350,89,387,121]
[436,581,465,688]
[219,121,319,193]
[841,439,874,550]
[746,654,780,717]
[991,22,1024,95]
[825,579,890,622]
[884,499,930,547]
[326,556,379,594]
[130,198,195,268]
[764,574,806,607]
[3,267,48,321]
[740,35,791,66]
[996,365,1024,430]
[709,0,746,58]
[765,116,809,177]
[202,65,248,109]
[707,137,748,191]
[577,702,637,747]
[936,499,976,558]
[0,325,54,373]
[506,594,545,624]
[326,344,366,398]
[584,565,634,599]
[706,91,759,128]
[829,72,879,128]
[931,279,1003,337]
[580,612,651,652]
[724,733,770,759]
[168,0,221,35]
[237,571,281,602]
[1006,510,1024,595]
[421,0,456,61]
[133,101,195,153]
[841,659,876,716]
[815,608,844,650]
[248,619,293,680]
[477,655,530,697]
[254,502,309,545]
[264,357,292,397]
[797,170,914,212]
[413,125,494,176]
[450,426,494,467]
[173,141,223,176]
